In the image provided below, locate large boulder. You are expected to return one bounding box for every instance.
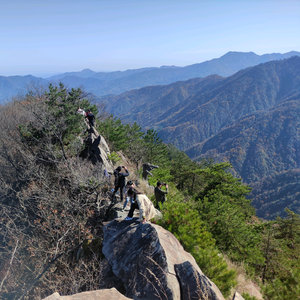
[80,127,113,174]
[107,201,163,221]
[43,288,131,300]
[102,219,225,300]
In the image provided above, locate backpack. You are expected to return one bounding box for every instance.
[114,169,120,187]
[88,112,95,121]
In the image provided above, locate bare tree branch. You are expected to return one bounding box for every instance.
[0,240,19,293]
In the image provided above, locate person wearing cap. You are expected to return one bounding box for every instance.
[125,189,156,224]
[154,181,168,210]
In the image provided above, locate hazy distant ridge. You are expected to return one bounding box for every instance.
[0,51,299,103]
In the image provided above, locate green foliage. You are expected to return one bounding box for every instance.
[262,267,300,300]
[242,293,259,300]
[98,116,141,152]
[19,83,95,162]
[157,199,237,297]
[143,129,168,166]
[256,209,300,288]
[193,162,264,267]
[123,122,146,169]
[276,208,300,253]
[45,82,97,144]
[107,151,122,165]
[147,166,173,188]
[168,150,200,193]
[98,118,169,169]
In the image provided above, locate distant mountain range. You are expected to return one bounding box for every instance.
[0,51,299,103]
[101,56,300,220]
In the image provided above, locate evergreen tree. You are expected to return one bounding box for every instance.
[259,223,281,283]
[19,83,95,162]
[98,115,128,151]
[169,150,199,192]
[123,122,145,169]
[143,129,168,165]
[194,163,263,267]
[262,267,300,300]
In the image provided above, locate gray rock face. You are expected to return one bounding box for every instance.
[80,127,113,174]
[98,259,125,291]
[43,288,131,300]
[175,261,220,300]
[102,219,225,300]
[232,292,245,300]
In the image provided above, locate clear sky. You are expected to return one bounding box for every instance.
[1,0,299,77]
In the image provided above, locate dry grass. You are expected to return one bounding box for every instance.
[137,179,155,196]
[223,256,263,300]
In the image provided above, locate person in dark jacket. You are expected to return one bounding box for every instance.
[122,180,135,211]
[154,181,168,209]
[112,166,129,202]
[85,109,95,127]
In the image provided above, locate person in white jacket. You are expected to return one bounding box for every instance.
[125,189,156,224]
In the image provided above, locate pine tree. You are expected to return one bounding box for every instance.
[143,129,168,165]
[194,162,263,267]
[19,83,95,162]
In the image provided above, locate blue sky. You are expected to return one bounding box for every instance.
[1,0,299,77]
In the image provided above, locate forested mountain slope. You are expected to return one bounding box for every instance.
[104,56,300,219]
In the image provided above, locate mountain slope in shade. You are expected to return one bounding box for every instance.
[109,56,300,149]
[185,100,300,219]
[105,56,300,219]
[104,75,224,119]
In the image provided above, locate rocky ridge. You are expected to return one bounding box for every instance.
[42,131,253,300]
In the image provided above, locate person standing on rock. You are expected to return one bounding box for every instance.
[154,181,168,210]
[125,189,156,224]
[85,109,95,127]
[112,166,129,203]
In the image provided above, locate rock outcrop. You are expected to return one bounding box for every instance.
[41,130,234,300]
[80,126,114,174]
[102,218,225,300]
[232,292,245,300]
[44,288,131,300]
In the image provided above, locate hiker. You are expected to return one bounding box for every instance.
[122,180,135,211]
[112,166,129,202]
[154,181,168,210]
[76,107,85,116]
[125,189,156,224]
[85,109,95,127]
